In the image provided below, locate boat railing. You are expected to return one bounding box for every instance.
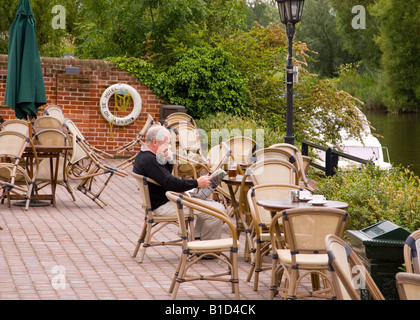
[301,140,373,176]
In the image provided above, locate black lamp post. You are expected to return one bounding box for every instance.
[276,0,305,146]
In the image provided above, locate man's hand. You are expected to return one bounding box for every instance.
[197,175,211,188]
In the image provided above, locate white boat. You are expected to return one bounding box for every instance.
[335,128,392,170]
[311,108,392,171]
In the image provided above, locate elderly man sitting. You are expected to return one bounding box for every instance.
[133,125,225,240]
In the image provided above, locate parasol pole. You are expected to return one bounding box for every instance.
[27,115,33,138]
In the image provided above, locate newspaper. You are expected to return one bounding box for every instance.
[188,168,227,200]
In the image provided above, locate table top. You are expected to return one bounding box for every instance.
[222,175,253,186]
[257,198,349,211]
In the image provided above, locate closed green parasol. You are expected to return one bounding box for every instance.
[4,0,46,120]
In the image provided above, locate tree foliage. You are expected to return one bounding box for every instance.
[370,0,420,110]
[326,0,381,71]
[295,0,357,77]
[75,0,248,62]
[0,0,80,57]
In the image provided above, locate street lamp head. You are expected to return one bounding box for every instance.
[276,0,305,24]
[276,0,288,24]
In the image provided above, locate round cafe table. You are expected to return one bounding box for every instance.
[257,198,349,212]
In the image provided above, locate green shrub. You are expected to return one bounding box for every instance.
[160,46,249,118]
[314,164,420,232]
[110,47,249,119]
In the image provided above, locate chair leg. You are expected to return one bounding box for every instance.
[169,253,185,294]
[287,268,298,300]
[269,255,279,300]
[64,180,76,201]
[25,183,34,211]
[170,253,188,300]
[132,219,148,258]
[251,240,262,291]
[246,260,255,283]
[231,251,240,300]
[138,222,153,263]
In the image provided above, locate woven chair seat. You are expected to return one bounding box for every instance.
[277,249,329,267]
[188,238,236,251]
[151,215,179,222]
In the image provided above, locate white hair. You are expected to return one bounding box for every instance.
[145,125,170,144]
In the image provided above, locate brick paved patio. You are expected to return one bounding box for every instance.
[0,159,316,301]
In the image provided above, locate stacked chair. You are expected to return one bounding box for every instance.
[0,130,39,210]
[43,104,66,123]
[34,116,64,132]
[163,112,196,129]
[32,128,76,202]
[170,122,208,179]
[0,119,30,136]
[64,118,127,208]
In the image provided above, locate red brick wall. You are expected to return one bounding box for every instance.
[0,54,161,155]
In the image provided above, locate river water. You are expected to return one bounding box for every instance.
[365,111,420,177]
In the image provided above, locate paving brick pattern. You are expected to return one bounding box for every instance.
[0,159,316,300]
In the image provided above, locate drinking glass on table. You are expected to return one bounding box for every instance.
[228,161,237,179]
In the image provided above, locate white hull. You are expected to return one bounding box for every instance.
[311,108,392,171]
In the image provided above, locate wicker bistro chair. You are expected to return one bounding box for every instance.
[403,229,420,274]
[270,207,349,300]
[325,234,385,300]
[248,158,296,186]
[33,116,64,132]
[0,119,30,136]
[65,119,127,208]
[64,119,113,159]
[163,112,196,129]
[43,105,66,123]
[130,173,187,263]
[269,143,313,191]
[251,148,293,163]
[33,129,76,202]
[0,131,39,211]
[166,191,240,300]
[205,142,233,206]
[206,142,231,174]
[396,272,420,300]
[246,183,301,292]
[170,123,209,179]
[226,136,258,169]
